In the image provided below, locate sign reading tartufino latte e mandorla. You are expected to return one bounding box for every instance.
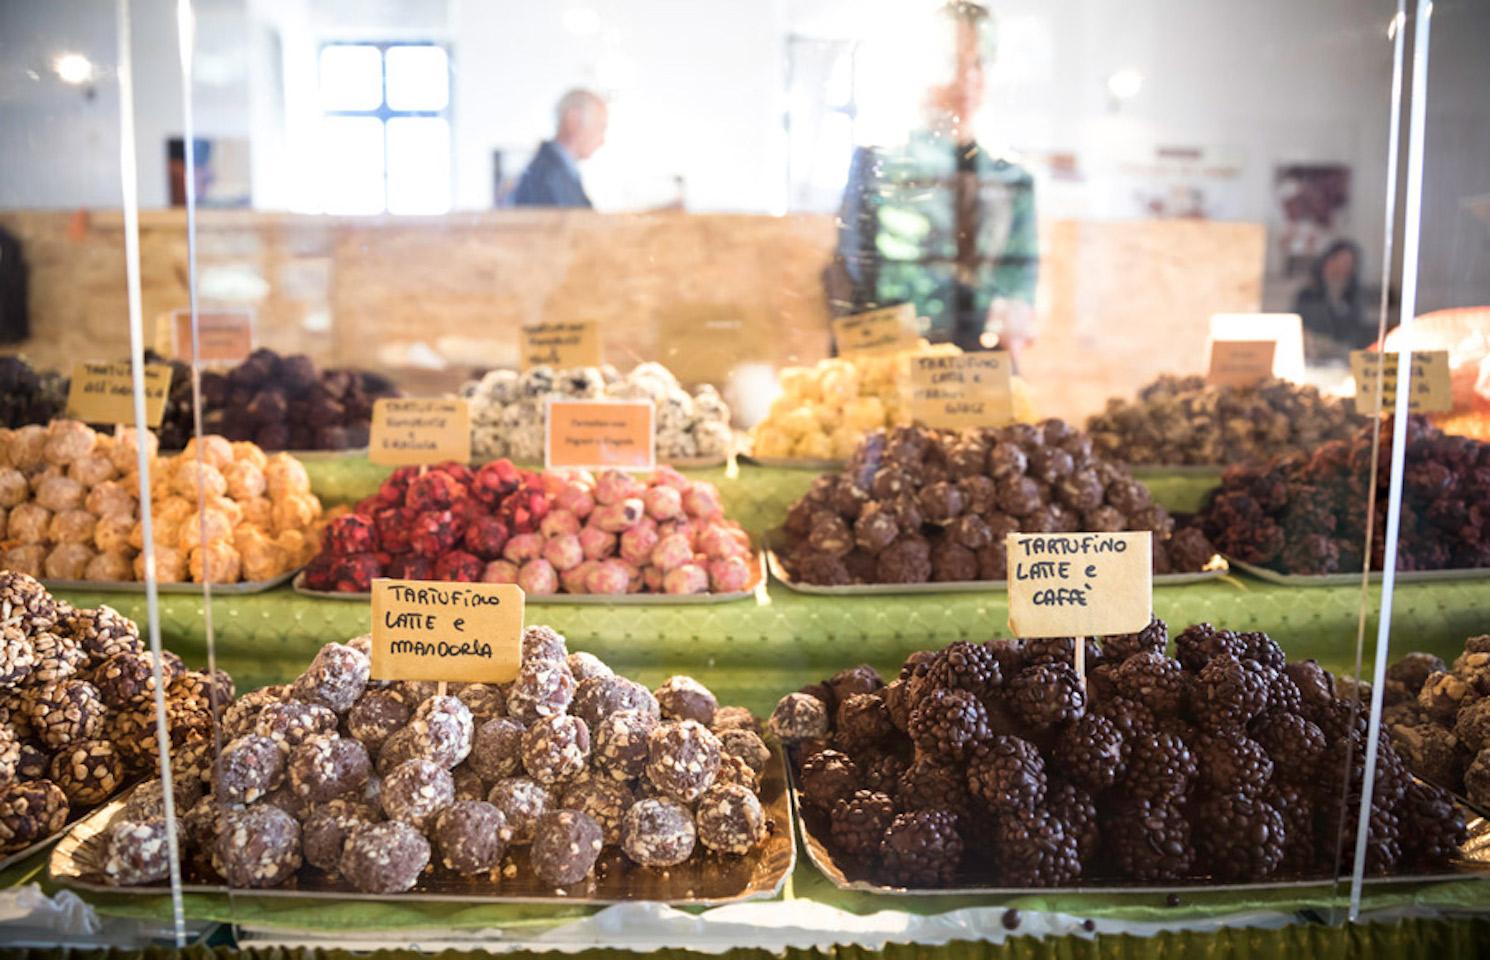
[370,579,524,683]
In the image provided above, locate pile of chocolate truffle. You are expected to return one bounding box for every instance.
[464,362,732,463]
[777,422,1217,586]
[1384,634,1490,810]
[97,628,774,892]
[305,461,755,596]
[153,349,399,452]
[770,620,1466,888]
[0,358,68,431]
[1086,375,1363,467]
[1198,416,1490,575]
[0,572,226,854]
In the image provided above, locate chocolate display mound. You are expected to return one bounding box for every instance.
[1086,374,1363,466]
[1198,416,1490,574]
[780,621,1466,889]
[780,422,1216,586]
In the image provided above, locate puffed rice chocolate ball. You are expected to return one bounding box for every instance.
[289,735,372,803]
[561,775,634,845]
[592,709,657,782]
[486,776,551,844]
[695,783,766,855]
[28,631,84,684]
[214,735,286,804]
[381,758,454,830]
[768,692,829,743]
[433,799,509,875]
[411,695,474,769]
[0,571,59,635]
[214,804,302,887]
[49,738,122,805]
[220,685,286,740]
[339,820,429,894]
[621,797,696,867]
[92,651,170,708]
[0,780,68,851]
[504,660,576,725]
[302,798,379,872]
[646,720,722,804]
[0,728,19,788]
[654,676,718,725]
[520,714,590,785]
[572,675,659,729]
[27,679,107,748]
[63,604,139,664]
[468,716,526,783]
[346,689,412,752]
[0,625,36,688]
[168,668,234,716]
[532,809,603,886]
[103,819,173,886]
[254,700,338,753]
[291,642,369,714]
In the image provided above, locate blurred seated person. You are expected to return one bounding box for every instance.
[509,89,608,208]
[830,1,1038,364]
[1295,239,1372,361]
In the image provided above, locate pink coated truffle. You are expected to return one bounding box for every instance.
[643,567,664,592]
[592,499,644,533]
[698,522,751,561]
[554,484,595,518]
[542,533,584,572]
[540,509,581,539]
[578,525,617,561]
[586,559,631,595]
[651,534,694,572]
[594,470,645,506]
[518,558,559,595]
[650,466,691,491]
[659,519,699,550]
[663,564,709,595]
[620,523,660,566]
[708,556,753,593]
[482,560,520,584]
[502,532,545,564]
[682,484,724,520]
[561,560,599,594]
[642,485,683,521]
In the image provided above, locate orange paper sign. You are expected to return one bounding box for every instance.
[369,398,472,466]
[545,399,655,471]
[65,361,172,427]
[832,304,918,356]
[1006,532,1152,639]
[174,309,254,364]
[1207,339,1276,389]
[370,579,524,683]
[520,321,602,371]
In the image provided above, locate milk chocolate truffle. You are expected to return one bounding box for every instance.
[103,819,173,886]
[768,692,829,743]
[302,798,379,871]
[520,714,590,785]
[469,717,526,782]
[214,735,285,804]
[504,660,577,725]
[565,652,613,683]
[221,686,285,739]
[572,675,659,729]
[593,710,657,782]
[521,625,569,665]
[49,738,123,804]
[711,706,759,734]
[291,642,369,714]
[433,799,509,875]
[346,690,412,752]
[27,679,107,749]
[561,775,635,845]
[288,735,372,803]
[215,804,301,888]
[339,820,430,893]
[410,695,474,769]
[531,809,603,886]
[254,700,338,752]
[455,683,507,722]
[381,758,455,830]
[0,781,68,851]
[695,783,767,855]
[654,675,718,725]
[486,776,552,843]
[645,720,722,803]
[621,796,697,867]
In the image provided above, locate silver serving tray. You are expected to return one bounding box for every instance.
[1228,557,1490,588]
[44,567,300,596]
[737,454,846,471]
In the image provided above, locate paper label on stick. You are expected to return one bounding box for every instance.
[174,308,254,364]
[1206,339,1276,389]
[832,304,918,356]
[545,399,655,471]
[370,579,523,683]
[369,398,471,466]
[1006,532,1152,638]
[903,351,1014,429]
[521,321,602,371]
[1350,350,1452,415]
[65,361,172,427]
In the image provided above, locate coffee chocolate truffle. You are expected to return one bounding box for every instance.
[469,716,527,783]
[288,735,372,803]
[433,799,509,875]
[381,758,455,830]
[561,775,634,845]
[621,796,696,867]
[339,820,430,893]
[531,809,603,886]
[486,776,551,843]
[302,798,379,871]
[213,735,285,804]
[520,714,590,785]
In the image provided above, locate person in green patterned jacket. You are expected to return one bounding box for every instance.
[830,1,1038,366]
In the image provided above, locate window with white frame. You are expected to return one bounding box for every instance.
[316,42,452,215]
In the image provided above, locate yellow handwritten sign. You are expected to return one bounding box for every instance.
[65,361,172,427]
[1006,532,1152,639]
[370,579,523,683]
[903,351,1014,429]
[1207,339,1276,389]
[832,304,918,357]
[520,321,602,371]
[1350,350,1452,415]
[545,399,655,471]
[174,309,254,364]
[369,398,472,466]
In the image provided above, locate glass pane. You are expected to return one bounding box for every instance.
[386,116,452,214]
[317,116,386,213]
[385,44,449,111]
[318,44,383,111]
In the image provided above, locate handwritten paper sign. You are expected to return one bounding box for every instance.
[521,321,602,371]
[66,361,172,427]
[1006,532,1152,638]
[369,398,472,466]
[174,308,254,364]
[832,304,918,357]
[1207,339,1276,389]
[370,579,523,683]
[903,351,1014,429]
[546,399,655,471]
[1350,350,1453,415]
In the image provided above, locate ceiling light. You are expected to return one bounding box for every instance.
[1106,67,1143,101]
[54,53,94,85]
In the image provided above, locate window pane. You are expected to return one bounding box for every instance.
[386,116,451,214]
[319,44,383,111]
[318,116,385,214]
[385,45,449,112]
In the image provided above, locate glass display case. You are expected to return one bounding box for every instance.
[0,0,1487,955]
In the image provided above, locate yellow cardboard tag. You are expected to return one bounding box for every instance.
[545,399,655,471]
[520,321,602,371]
[832,304,918,357]
[1350,350,1453,415]
[903,351,1014,429]
[65,361,172,427]
[174,308,254,364]
[1006,532,1152,638]
[1206,339,1276,389]
[370,579,523,683]
[369,398,472,466]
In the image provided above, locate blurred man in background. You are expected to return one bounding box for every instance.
[830,2,1038,364]
[510,89,608,208]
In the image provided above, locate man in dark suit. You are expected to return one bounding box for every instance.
[509,89,608,208]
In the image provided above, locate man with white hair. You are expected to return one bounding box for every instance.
[509,88,608,208]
